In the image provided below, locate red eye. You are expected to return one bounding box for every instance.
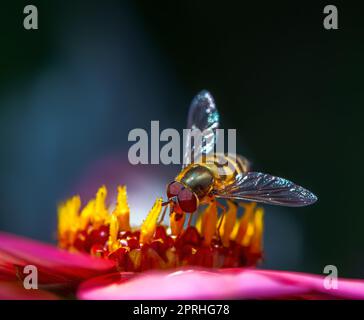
[167,181,184,198]
[177,188,198,213]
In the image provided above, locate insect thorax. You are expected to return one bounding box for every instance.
[176,165,215,200]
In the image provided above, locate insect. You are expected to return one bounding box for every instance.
[161,90,317,223]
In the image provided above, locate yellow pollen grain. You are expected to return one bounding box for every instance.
[140,198,162,244]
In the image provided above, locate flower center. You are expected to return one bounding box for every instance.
[58,185,264,272]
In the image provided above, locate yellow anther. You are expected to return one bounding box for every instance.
[242,221,255,246]
[57,203,67,238]
[170,212,186,236]
[93,185,108,226]
[58,196,81,234]
[219,200,238,247]
[129,249,142,270]
[195,213,202,233]
[234,202,256,245]
[113,185,130,231]
[79,199,95,229]
[201,201,218,245]
[165,248,178,268]
[57,195,81,248]
[108,213,120,252]
[249,207,264,254]
[140,198,162,244]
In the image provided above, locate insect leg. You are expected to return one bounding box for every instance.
[187,212,193,227]
[158,200,170,224]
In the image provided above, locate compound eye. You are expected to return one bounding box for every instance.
[177,188,198,213]
[167,181,184,198]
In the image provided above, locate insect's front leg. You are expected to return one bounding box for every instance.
[187,212,193,228]
[158,202,169,224]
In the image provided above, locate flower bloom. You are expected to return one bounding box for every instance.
[1,185,364,300]
[58,185,264,271]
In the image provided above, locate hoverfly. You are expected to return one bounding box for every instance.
[162,90,317,223]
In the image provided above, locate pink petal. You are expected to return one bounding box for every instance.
[253,270,364,300]
[78,268,364,300]
[0,232,115,286]
[0,281,60,300]
[78,272,135,293]
[77,268,312,300]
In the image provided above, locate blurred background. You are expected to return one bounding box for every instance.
[0,1,363,278]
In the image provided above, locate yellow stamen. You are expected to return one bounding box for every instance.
[79,199,95,229]
[165,248,178,268]
[58,195,81,246]
[170,212,186,236]
[219,200,238,247]
[57,204,67,239]
[195,212,202,233]
[249,207,264,254]
[233,202,256,245]
[108,213,121,252]
[112,185,130,231]
[129,249,142,270]
[201,201,218,245]
[91,185,108,227]
[140,198,162,244]
[242,220,255,246]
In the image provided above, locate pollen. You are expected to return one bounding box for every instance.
[58,185,264,271]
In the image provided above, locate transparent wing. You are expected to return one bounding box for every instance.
[215,172,317,207]
[183,90,220,168]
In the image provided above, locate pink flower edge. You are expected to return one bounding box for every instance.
[77,268,364,300]
[0,232,115,284]
[0,281,59,300]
